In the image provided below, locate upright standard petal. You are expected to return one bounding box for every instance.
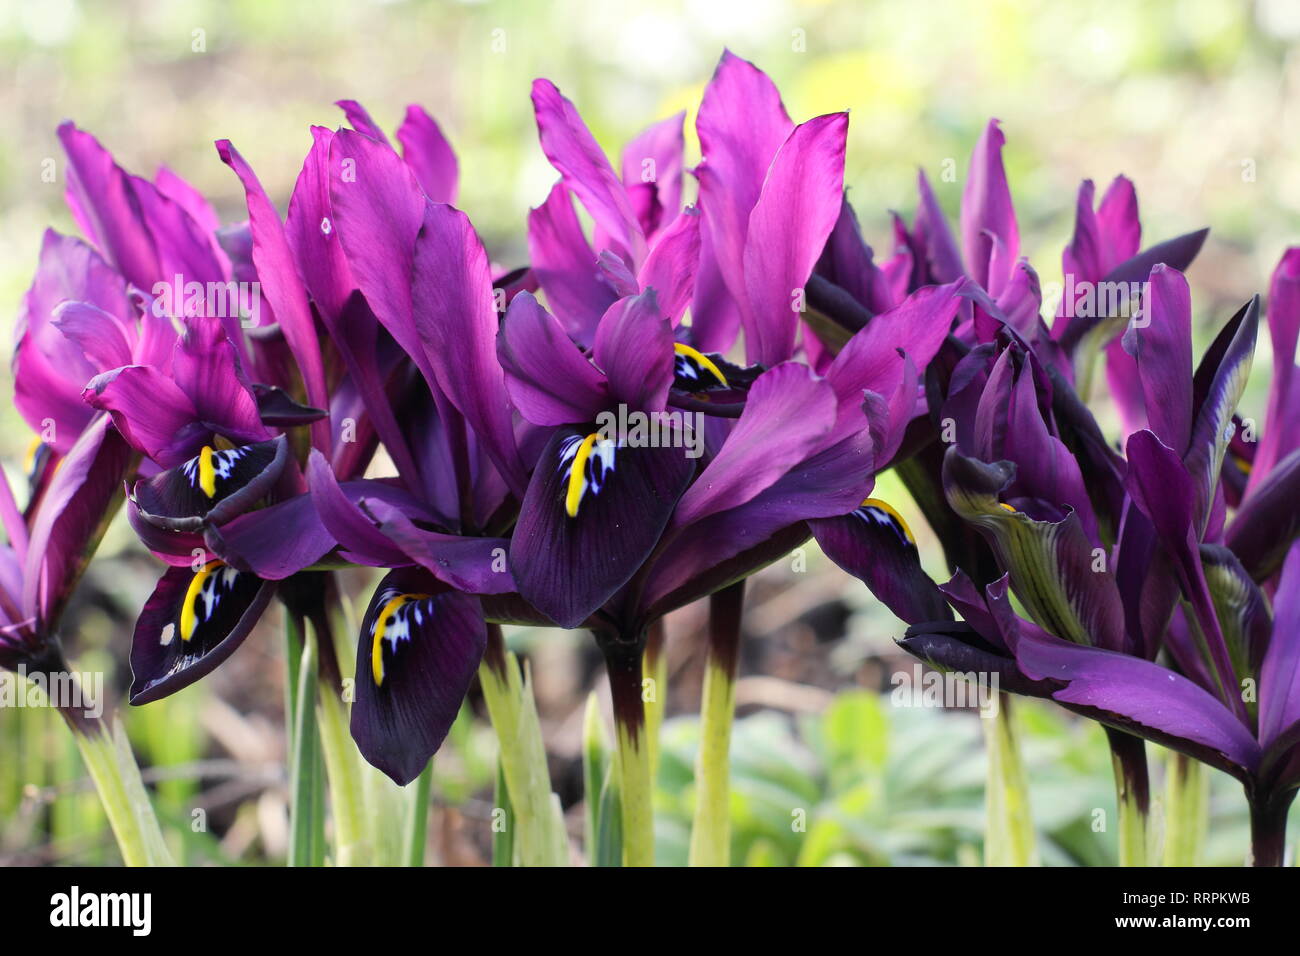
[531,79,646,264]
[741,112,849,366]
[498,292,609,426]
[216,140,330,450]
[1121,264,1194,454]
[961,119,1019,296]
[411,201,526,495]
[592,290,675,414]
[397,104,458,204]
[621,112,685,238]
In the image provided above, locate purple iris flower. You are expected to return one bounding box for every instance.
[0,413,131,707]
[853,252,1300,862]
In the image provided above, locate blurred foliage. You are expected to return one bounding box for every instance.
[2,0,1299,865]
[655,692,1274,867]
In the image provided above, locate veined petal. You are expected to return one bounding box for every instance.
[695,50,793,324]
[636,207,700,324]
[741,112,849,366]
[22,416,132,629]
[57,123,162,290]
[1012,629,1259,780]
[83,365,204,467]
[14,231,131,452]
[509,426,694,628]
[527,183,616,343]
[498,291,609,426]
[130,563,274,704]
[592,290,675,413]
[360,499,515,594]
[397,104,458,204]
[350,570,485,785]
[1226,447,1300,582]
[335,99,391,145]
[942,448,1125,650]
[1250,248,1300,490]
[674,363,835,527]
[132,436,288,531]
[1260,542,1300,750]
[216,140,330,449]
[204,495,336,581]
[913,169,964,284]
[961,119,1019,296]
[1121,264,1194,454]
[621,112,685,238]
[826,278,965,419]
[172,317,271,447]
[531,79,646,264]
[1186,296,1259,533]
[810,498,952,625]
[412,201,526,496]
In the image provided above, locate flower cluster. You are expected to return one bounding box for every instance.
[11,50,1299,866]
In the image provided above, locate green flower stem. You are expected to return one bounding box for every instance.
[403,759,433,867]
[1106,727,1150,867]
[64,712,172,867]
[1162,751,1207,866]
[982,692,1038,866]
[287,616,326,866]
[478,625,567,866]
[316,677,370,866]
[598,630,654,867]
[688,582,744,867]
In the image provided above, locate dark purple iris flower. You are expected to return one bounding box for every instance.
[843,249,1300,863]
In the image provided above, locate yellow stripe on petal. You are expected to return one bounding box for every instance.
[674,342,729,388]
[998,502,1017,513]
[198,445,218,498]
[565,432,599,518]
[370,593,430,687]
[180,560,224,642]
[862,497,915,544]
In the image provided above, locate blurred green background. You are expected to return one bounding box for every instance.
[1,0,1297,864]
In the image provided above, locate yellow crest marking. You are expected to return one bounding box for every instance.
[862,497,915,544]
[180,560,224,642]
[565,432,600,518]
[674,342,729,388]
[998,502,1017,514]
[370,593,431,687]
[198,445,218,498]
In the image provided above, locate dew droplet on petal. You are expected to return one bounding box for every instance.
[320,217,332,236]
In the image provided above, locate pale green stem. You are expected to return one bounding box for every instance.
[477,627,566,866]
[404,760,432,867]
[982,693,1038,866]
[688,655,737,866]
[287,621,325,866]
[316,678,370,866]
[614,716,654,867]
[1162,752,1207,866]
[67,715,173,866]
